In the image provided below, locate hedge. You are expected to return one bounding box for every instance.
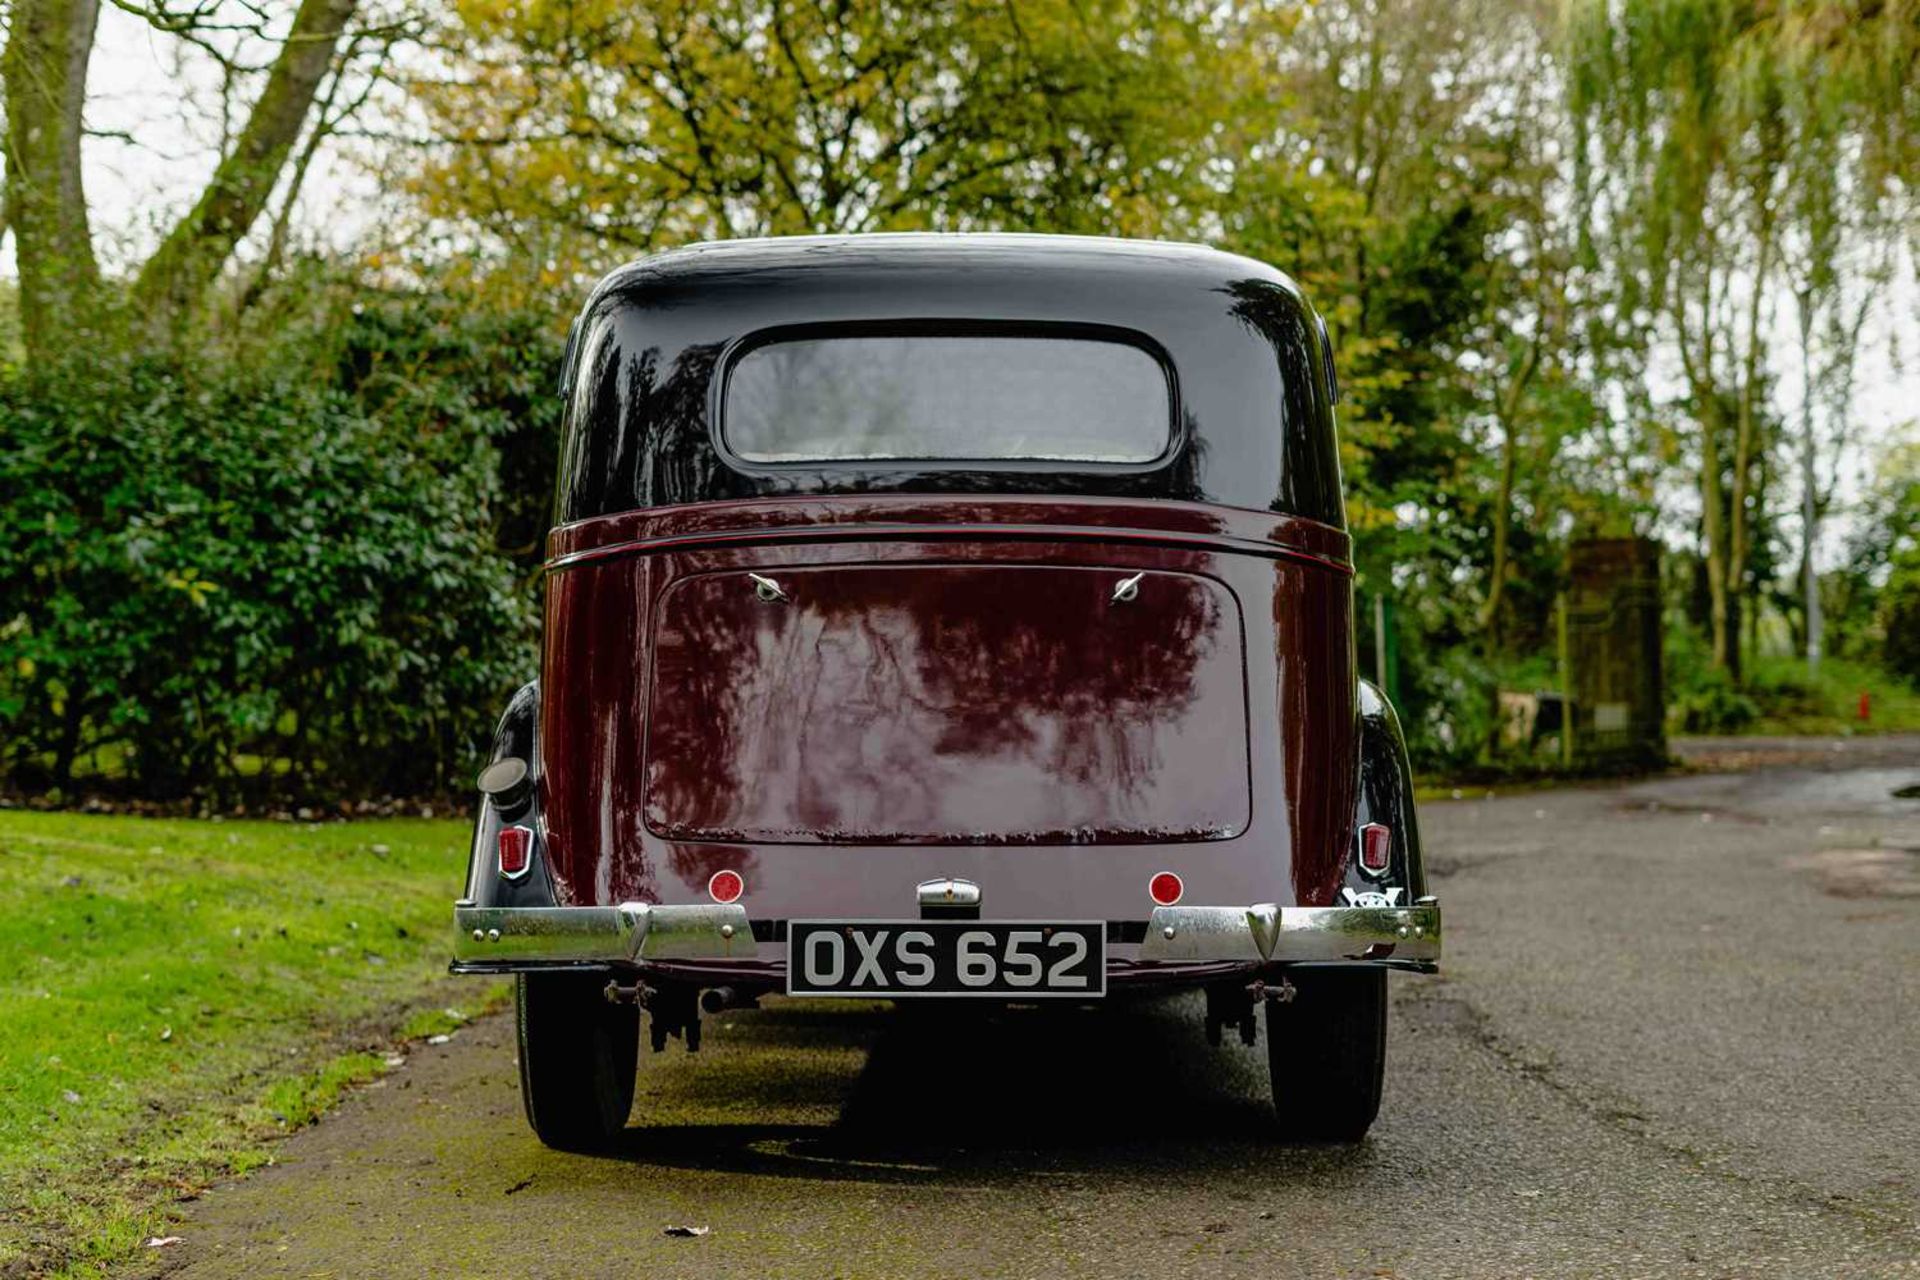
[0,347,537,805]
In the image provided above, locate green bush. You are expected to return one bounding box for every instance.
[1663,615,1757,732]
[1741,663,1820,716]
[1671,671,1761,734]
[282,279,566,572]
[1881,558,1920,684]
[0,350,535,803]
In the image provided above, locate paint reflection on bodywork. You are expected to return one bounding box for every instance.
[644,566,1249,845]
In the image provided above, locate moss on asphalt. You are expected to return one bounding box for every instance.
[0,809,502,1278]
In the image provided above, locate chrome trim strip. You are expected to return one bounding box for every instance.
[544,521,1356,578]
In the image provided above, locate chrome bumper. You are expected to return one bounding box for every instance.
[452,900,1439,968]
[454,901,755,965]
[1138,902,1440,964]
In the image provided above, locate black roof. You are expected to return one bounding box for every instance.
[554,234,1345,527]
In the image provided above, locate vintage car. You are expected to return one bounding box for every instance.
[452,234,1438,1150]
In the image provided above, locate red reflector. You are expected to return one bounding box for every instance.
[1148,871,1184,906]
[1358,823,1391,875]
[498,825,532,878]
[708,868,744,904]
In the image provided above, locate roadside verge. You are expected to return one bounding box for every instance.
[0,810,495,1279]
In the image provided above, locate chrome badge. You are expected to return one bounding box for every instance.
[1341,886,1404,908]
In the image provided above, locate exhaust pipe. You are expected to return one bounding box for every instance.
[700,985,761,1015]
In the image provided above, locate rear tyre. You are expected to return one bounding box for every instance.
[1264,966,1386,1142]
[516,972,639,1152]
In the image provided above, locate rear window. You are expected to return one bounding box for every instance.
[722,332,1173,466]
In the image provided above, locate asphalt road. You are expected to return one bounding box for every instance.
[148,738,1920,1279]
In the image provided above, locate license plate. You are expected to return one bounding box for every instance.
[787,920,1106,998]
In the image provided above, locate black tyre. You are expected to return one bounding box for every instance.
[516,972,639,1152]
[1264,966,1386,1141]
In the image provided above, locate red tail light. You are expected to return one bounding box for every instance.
[498,825,533,879]
[708,868,745,904]
[1148,871,1184,906]
[1357,823,1391,877]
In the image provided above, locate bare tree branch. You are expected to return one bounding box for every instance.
[130,0,358,336]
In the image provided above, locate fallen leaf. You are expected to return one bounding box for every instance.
[144,1236,184,1248]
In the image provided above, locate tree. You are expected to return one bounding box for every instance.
[1221,0,1540,558]
[396,0,1274,294]
[0,0,381,361]
[1565,0,1767,681]
[129,0,361,338]
[1774,6,1913,674]
[1218,0,1628,761]
[3,0,104,358]
[1562,0,1918,682]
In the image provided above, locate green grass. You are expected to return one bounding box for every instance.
[0,810,506,1278]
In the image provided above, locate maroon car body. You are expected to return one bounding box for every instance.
[453,235,1438,1150]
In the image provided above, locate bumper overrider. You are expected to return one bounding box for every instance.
[451,900,1440,971]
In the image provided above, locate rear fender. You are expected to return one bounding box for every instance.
[1342,680,1428,904]
[462,680,559,910]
